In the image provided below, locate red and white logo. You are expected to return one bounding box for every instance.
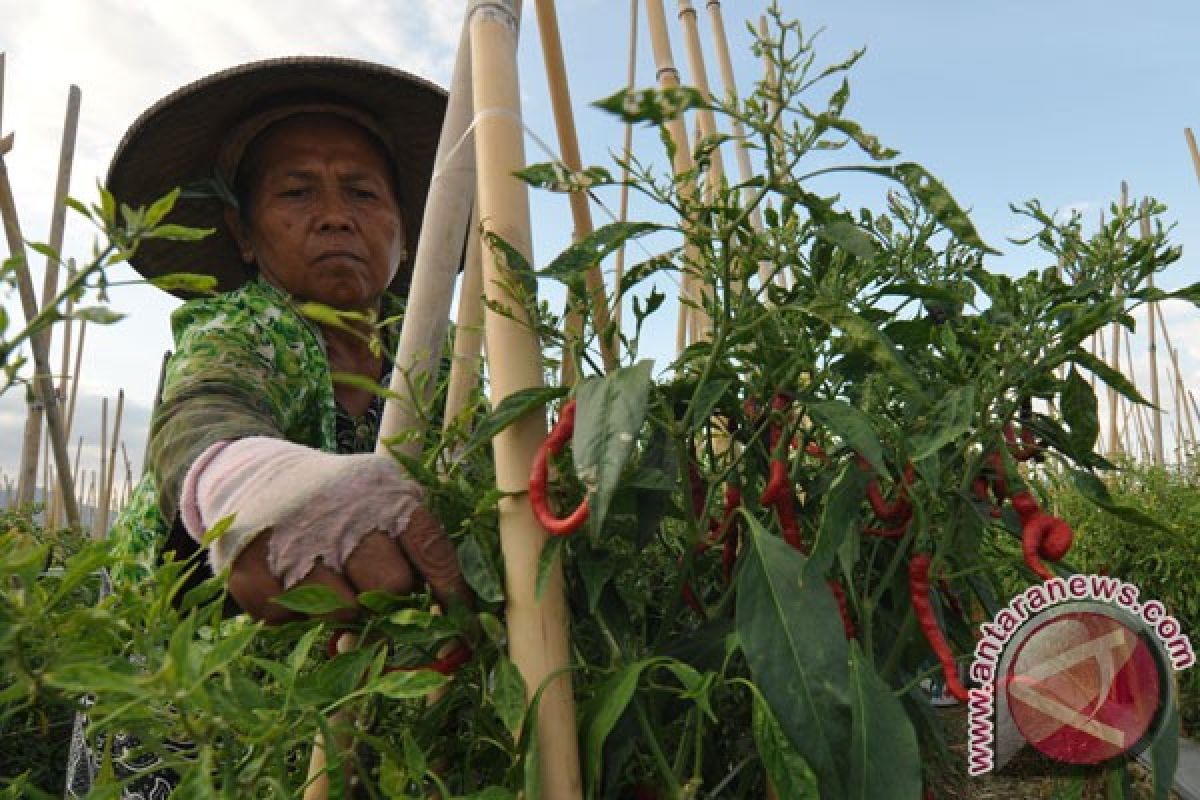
[1002,609,1164,765]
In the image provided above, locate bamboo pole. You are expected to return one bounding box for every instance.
[468,1,582,794]
[1143,206,1165,464]
[306,22,481,798]
[534,0,618,380]
[675,0,725,184]
[94,397,107,537]
[377,22,477,463]
[1185,128,1200,185]
[610,0,639,334]
[645,0,702,355]
[1123,329,1151,461]
[705,0,769,286]
[1174,347,1196,455]
[0,134,81,529]
[95,389,123,537]
[443,207,485,428]
[1106,183,1127,458]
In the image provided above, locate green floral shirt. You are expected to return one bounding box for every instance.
[110,278,398,578]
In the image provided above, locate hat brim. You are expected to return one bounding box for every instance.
[107,56,447,300]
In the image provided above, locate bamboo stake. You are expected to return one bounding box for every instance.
[1185,128,1200,185]
[645,0,702,355]
[1174,347,1196,455]
[0,134,81,529]
[468,1,582,794]
[94,397,107,537]
[534,0,618,380]
[96,390,123,537]
[705,0,768,285]
[443,206,485,428]
[377,20,477,463]
[1106,183,1127,457]
[1123,329,1150,461]
[675,0,725,184]
[610,0,639,334]
[1154,308,1199,455]
[1143,207,1165,464]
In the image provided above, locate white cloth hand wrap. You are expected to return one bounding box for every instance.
[180,436,425,588]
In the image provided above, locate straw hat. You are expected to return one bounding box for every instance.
[107,56,447,299]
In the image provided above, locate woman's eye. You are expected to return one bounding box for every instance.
[350,187,378,200]
[279,186,309,198]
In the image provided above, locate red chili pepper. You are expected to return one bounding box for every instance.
[804,441,829,464]
[1004,422,1040,462]
[909,554,969,703]
[529,399,590,536]
[859,457,914,522]
[1009,490,1040,522]
[1021,513,1057,581]
[863,517,912,539]
[755,394,804,551]
[986,451,1009,505]
[828,579,855,639]
[385,642,473,676]
[1040,519,1073,561]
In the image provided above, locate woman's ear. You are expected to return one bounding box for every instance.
[223,205,255,264]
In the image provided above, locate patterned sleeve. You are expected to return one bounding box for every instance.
[149,301,293,528]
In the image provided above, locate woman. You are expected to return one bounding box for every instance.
[70,57,471,797]
[108,56,471,621]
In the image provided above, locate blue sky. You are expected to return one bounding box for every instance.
[3,1,1200,489]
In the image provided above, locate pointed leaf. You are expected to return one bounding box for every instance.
[1061,368,1100,453]
[1071,349,1152,407]
[736,515,851,799]
[574,359,654,534]
[750,682,820,798]
[847,641,921,799]
[584,661,648,797]
[273,585,355,615]
[1070,469,1172,532]
[539,221,664,282]
[463,385,567,459]
[909,385,976,460]
[803,299,925,401]
[805,399,884,475]
[491,655,528,741]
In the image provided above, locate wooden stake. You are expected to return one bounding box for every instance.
[1106,182,1127,458]
[675,0,725,184]
[96,389,123,537]
[0,133,81,529]
[468,1,582,794]
[443,206,485,429]
[1122,329,1150,461]
[1185,128,1200,185]
[645,0,702,355]
[705,0,769,286]
[1142,204,1165,464]
[377,21,477,463]
[611,0,639,334]
[534,0,618,380]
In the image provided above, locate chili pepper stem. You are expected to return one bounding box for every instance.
[634,698,682,797]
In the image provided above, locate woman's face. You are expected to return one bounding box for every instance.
[228,114,406,312]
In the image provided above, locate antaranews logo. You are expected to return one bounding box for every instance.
[967,574,1194,776]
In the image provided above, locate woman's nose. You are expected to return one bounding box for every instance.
[314,189,354,231]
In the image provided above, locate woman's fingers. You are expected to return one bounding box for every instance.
[228,530,300,625]
[343,531,416,598]
[394,506,474,610]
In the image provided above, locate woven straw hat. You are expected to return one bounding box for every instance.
[107,56,447,299]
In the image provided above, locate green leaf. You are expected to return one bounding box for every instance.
[806,460,869,578]
[750,683,820,799]
[815,219,878,260]
[846,641,921,799]
[199,513,235,547]
[463,386,567,459]
[1070,349,1152,407]
[584,661,647,797]
[143,187,181,228]
[805,399,884,475]
[1069,469,1173,532]
[803,299,925,401]
[909,385,975,460]
[144,223,214,241]
[573,359,654,535]
[687,378,731,429]
[459,534,505,605]
[364,668,449,699]
[148,272,219,294]
[1061,368,1099,453]
[514,162,615,193]
[69,306,126,325]
[491,656,528,741]
[540,221,665,282]
[736,515,851,799]
[273,585,355,615]
[849,163,997,254]
[592,86,709,125]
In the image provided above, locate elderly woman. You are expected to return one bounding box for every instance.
[109,56,471,627]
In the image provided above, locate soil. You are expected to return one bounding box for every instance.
[929,706,1185,800]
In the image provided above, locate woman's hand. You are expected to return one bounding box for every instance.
[228,506,472,625]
